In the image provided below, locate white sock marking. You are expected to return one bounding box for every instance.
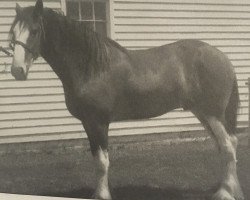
[94,147,111,199]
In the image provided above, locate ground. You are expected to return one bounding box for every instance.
[0,133,249,200]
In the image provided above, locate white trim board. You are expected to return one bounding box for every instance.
[0,193,88,200]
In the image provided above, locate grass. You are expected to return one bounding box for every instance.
[0,134,249,200]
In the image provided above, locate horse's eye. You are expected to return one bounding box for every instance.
[30,29,38,37]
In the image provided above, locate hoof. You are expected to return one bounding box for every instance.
[93,190,112,200]
[233,184,245,200]
[212,188,244,200]
[212,188,235,200]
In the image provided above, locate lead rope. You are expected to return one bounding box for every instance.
[0,46,13,74]
[0,46,13,57]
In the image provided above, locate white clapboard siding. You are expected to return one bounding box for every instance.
[0,0,249,144]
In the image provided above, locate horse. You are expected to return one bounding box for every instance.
[9,0,244,199]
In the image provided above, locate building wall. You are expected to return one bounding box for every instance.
[0,0,249,144]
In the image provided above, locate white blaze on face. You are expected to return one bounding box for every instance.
[12,21,30,73]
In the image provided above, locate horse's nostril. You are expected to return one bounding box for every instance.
[11,66,26,80]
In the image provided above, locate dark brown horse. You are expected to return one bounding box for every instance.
[9,0,244,199]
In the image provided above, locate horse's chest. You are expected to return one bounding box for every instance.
[64,92,84,119]
[63,84,114,119]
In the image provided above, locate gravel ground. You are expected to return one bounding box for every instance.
[0,134,249,200]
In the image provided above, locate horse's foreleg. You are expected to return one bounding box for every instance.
[94,147,111,200]
[82,120,111,200]
[205,116,244,200]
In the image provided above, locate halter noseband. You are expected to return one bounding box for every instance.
[10,40,39,58]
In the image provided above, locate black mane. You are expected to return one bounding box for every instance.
[42,8,128,73]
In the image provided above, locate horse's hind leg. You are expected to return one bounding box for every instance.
[193,112,244,200]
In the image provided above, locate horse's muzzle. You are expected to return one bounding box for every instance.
[11,66,27,80]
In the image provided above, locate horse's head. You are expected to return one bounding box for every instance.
[10,0,44,80]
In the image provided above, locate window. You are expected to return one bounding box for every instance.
[65,0,108,37]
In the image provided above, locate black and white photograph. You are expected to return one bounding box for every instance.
[0,0,249,199]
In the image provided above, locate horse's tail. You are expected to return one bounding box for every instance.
[225,78,239,134]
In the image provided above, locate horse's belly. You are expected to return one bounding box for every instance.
[111,90,180,121]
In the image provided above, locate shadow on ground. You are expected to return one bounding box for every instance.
[48,185,217,200]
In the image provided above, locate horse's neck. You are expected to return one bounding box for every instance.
[40,14,87,85]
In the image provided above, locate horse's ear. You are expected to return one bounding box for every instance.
[33,0,43,20]
[16,3,23,15]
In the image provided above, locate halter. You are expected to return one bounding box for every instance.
[10,40,39,58]
[9,18,45,60]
